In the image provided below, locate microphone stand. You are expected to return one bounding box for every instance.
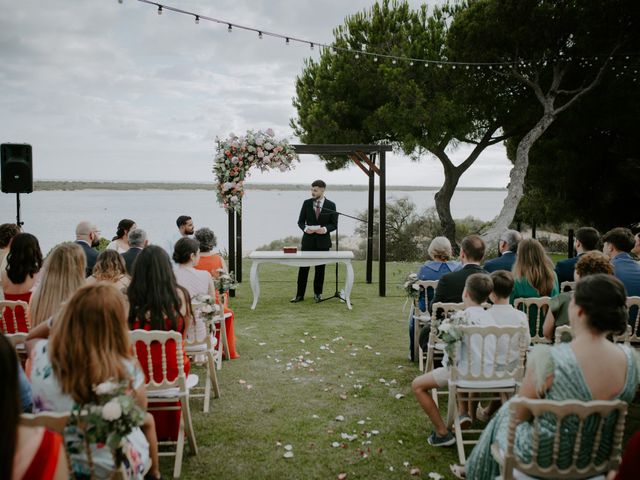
[316,206,367,305]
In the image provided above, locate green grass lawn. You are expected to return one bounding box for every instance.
[166,259,638,479]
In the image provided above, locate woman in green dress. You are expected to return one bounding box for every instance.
[455,274,639,479]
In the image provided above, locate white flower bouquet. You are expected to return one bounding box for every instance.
[403,272,420,299]
[67,379,145,467]
[214,270,238,294]
[431,310,474,361]
[214,129,299,213]
[192,293,221,322]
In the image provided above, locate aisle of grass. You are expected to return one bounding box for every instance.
[168,259,639,479]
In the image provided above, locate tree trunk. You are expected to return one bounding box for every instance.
[434,164,461,254]
[483,113,556,246]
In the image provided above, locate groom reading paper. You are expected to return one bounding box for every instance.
[291,180,338,303]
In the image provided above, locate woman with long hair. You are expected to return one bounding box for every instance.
[106,219,136,254]
[0,334,67,480]
[1,233,43,333]
[87,249,130,291]
[30,283,159,479]
[459,274,639,479]
[192,228,239,359]
[127,245,191,440]
[29,242,86,329]
[510,238,559,302]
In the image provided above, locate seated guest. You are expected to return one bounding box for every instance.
[29,283,158,479]
[122,228,148,274]
[410,236,460,361]
[193,227,227,276]
[29,243,86,330]
[87,250,130,292]
[603,227,640,296]
[483,229,521,273]
[412,273,495,447]
[543,251,613,341]
[433,235,487,304]
[165,215,194,257]
[106,219,136,254]
[0,223,20,297]
[127,245,191,440]
[176,237,239,359]
[554,227,600,284]
[632,232,640,258]
[74,220,101,277]
[0,334,68,480]
[462,274,639,479]
[510,238,559,302]
[1,233,43,333]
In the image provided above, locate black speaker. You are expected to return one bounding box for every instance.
[1,143,33,193]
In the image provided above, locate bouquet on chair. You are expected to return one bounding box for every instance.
[192,293,221,322]
[431,310,474,361]
[67,379,145,472]
[214,270,238,294]
[402,272,420,299]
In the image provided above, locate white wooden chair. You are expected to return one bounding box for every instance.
[5,332,28,351]
[447,325,528,465]
[21,412,131,479]
[129,330,198,479]
[214,292,231,361]
[491,398,628,480]
[560,281,576,292]
[626,296,640,345]
[554,325,573,344]
[514,297,551,344]
[421,302,465,373]
[410,280,439,367]
[0,300,30,334]
[184,315,221,413]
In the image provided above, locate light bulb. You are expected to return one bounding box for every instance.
[157,6,162,15]
[258,31,263,39]
[195,16,199,24]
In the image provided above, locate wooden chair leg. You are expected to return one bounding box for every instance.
[181,399,198,455]
[207,351,220,399]
[173,418,186,479]
[219,318,230,361]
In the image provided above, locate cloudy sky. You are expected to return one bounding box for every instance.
[0,0,511,187]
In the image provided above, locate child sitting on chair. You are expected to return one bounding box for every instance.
[411,273,494,447]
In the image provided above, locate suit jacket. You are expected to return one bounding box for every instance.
[76,240,99,277]
[297,197,338,251]
[483,251,516,273]
[554,253,583,284]
[122,247,142,275]
[433,264,488,304]
[612,252,640,297]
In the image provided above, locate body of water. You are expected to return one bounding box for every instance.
[0,188,507,255]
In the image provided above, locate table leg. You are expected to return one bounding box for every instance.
[250,261,260,310]
[344,261,354,310]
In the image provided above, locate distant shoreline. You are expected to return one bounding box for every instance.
[33,181,505,192]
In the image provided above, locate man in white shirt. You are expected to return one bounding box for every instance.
[165,215,194,258]
[412,273,494,447]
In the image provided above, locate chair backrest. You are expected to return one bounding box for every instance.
[626,296,640,343]
[450,325,528,383]
[0,300,30,334]
[502,398,628,479]
[412,280,439,313]
[560,281,576,292]
[554,325,573,344]
[514,297,551,344]
[21,411,70,433]
[430,302,465,322]
[5,332,28,350]
[129,329,187,393]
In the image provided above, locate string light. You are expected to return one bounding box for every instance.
[118,0,123,4]
[131,0,638,74]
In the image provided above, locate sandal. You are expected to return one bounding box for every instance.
[450,464,466,479]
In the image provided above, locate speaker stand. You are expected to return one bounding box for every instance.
[16,193,24,227]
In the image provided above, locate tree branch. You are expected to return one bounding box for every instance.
[455,124,499,173]
[511,67,546,105]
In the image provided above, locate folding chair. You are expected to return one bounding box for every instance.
[0,300,30,334]
[184,315,221,413]
[447,325,528,465]
[130,330,198,479]
[410,280,438,367]
[514,297,552,344]
[491,398,628,479]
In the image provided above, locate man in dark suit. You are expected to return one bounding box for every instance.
[554,227,600,284]
[603,227,640,296]
[432,235,488,304]
[291,180,338,303]
[74,220,100,277]
[122,228,148,274]
[483,229,521,273]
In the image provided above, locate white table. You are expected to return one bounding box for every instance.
[248,251,355,310]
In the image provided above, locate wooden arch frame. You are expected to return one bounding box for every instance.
[227,144,392,297]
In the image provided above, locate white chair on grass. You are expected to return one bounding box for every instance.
[446,325,528,465]
[421,302,465,373]
[514,297,551,344]
[410,280,438,368]
[0,300,30,334]
[129,330,198,479]
[491,398,628,480]
[184,315,221,413]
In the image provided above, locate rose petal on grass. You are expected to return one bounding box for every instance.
[339,394,348,400]
[403,461,410,467]
[378,378,386,383]
[338,474,347,480]
[371,430,380,435]
[238,379,246,384]
[283,451,294,458]
[410,467,421,476]
[284,444,293,451]
[332,442,340,448]
[246,384,253,389]
[258,342,266,346]
[312,414,320,419]
[357,420,365,425]
[395,393,405,399]
[428,473,444,480]
[335,415,345,422]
